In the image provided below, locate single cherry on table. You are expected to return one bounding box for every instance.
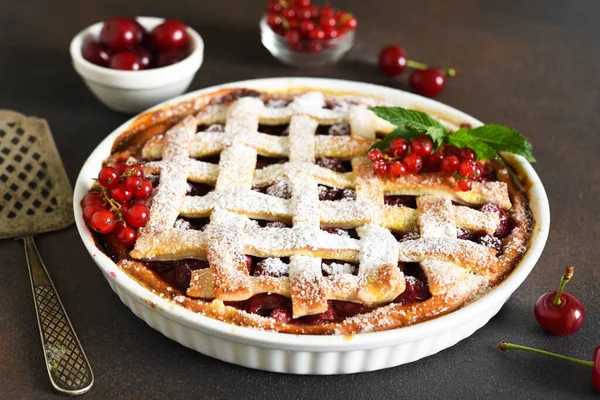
[498,341,600,391]
[534,265,585,335]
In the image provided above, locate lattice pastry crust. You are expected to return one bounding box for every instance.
[105,89,533,335]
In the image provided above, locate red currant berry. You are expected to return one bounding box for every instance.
[304,42,323,53]
[296,7,313,20]
[440,155,460,174]
[323,26,339,39]
[125,176,143,192]
[443,144,461,157]
[83,193,104,207]
[100,17,143,52]
[474,161,484,180]
[115,163,129,175]
[319,16,336,28]
[82,41,112,67]
[124,164,144,177]
[458,179,473,191]
[133,180,153,199]
[282,8,296,20]
[83,204,104,223]
[150,19,188,51]
[134,46,152,69]
[110,184,133,203]
[109,52,143,70]
[124,203,150,228]
[389,138,409,157]
[403,154,423,174]
[368,149,383,162]
[458,147,476,162]
[320,5,335,18]
[409,68,447,98]
[389,161,406,178]
[90,209,117,234]
[116,224,137,246]
[410,137,433,157]
[378,45,408,77]
[286,29,301,43]
[300,20,315,36]
[266,0,284,13]
[98,166,119,188]
[343,15,358,30]
[425,151,444,172]
[459,160,477,178]
[309,28,325,40]
[294,0,311,6]
[307,4,318,18]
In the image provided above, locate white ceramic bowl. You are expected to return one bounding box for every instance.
[74,77,550,374]
[70,17,204,114]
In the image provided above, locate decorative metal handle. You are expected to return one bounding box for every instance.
[24,235,94,395]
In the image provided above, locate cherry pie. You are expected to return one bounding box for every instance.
[87,88,534,335]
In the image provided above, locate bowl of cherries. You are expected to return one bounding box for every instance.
[261,0,358,67]
[70,16,204,114]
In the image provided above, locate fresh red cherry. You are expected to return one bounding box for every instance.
[409,68,447,98]
[378,45,408,77]
[109,52,143,70]
[155,48,185,67]
[82,41,112,67]
[498,341,600,391]
[100,17,143,52]
[150,19,188,51]
[134,46,153,68]
[410,137,433,157]
[534,266,585,335]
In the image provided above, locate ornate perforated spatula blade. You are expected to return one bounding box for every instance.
[0,110,93,395]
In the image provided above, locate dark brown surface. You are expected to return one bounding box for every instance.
[1,0,599,398]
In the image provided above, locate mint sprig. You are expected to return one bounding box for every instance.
[370,106,447,148]
[368,106,535,163]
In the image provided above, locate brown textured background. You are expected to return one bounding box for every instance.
[1,0,599,398]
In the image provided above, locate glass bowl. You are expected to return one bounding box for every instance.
[260,16,355,67]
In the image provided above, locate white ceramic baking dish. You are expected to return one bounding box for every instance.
[74,77,550,374]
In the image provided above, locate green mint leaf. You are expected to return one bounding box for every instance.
[369,106,448,148]
[447,128,500,161]
[467,124,536,162]
[369,127,419,151]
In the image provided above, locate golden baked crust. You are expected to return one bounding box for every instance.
[93,87,534,335]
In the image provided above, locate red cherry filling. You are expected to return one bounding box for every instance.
[315,157,351,173]
[383,195,417,208]
[318,185,356,201]
[255,156,288,169]
[258,124,289,136]
[186,182,214,197]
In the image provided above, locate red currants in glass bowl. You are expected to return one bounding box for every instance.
[261,1,357,67]
[70,17,204,114]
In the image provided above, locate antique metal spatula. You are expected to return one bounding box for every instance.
[0,110,93,395]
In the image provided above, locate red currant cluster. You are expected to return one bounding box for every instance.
[367,137,484,191]
[82,18,190,70]
[266,0,357,53]
[378,45,458,98]
[82,163,152,246]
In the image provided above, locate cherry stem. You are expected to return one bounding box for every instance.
[553,265,574,307]
[406,59,460,77]
[498,342,594,368]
